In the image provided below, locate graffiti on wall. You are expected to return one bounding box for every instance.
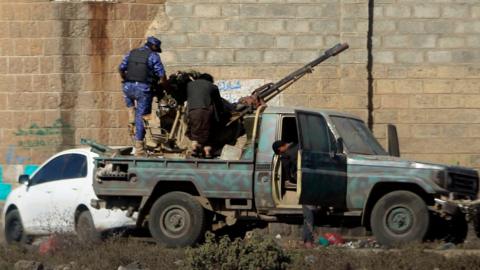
[15,119,73,148]
[217,79,266,103]
[0,119,69,200]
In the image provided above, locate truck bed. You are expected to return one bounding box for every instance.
[93,156,255,200]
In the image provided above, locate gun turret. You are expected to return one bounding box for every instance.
[230,43,349,125]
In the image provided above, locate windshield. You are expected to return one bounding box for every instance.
[331,116,387,155]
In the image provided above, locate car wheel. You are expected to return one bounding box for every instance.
[76,210,101,244]
[148,191,207,248]
[370,191,429,247]
[5,209,31,245]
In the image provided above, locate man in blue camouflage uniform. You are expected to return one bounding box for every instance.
[119,36,167,156]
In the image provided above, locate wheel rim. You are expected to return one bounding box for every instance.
[385,206,414,235]
[7,218,23,242]
[159,205,191,238]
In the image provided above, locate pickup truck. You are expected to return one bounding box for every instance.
[90,106,480,247]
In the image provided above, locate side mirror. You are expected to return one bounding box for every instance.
[387,124,400,157]
[18,174,30,185]
[336,138,344,154]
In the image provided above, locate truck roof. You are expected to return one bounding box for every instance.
[263,106,363,121]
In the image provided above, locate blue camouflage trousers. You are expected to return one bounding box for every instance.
[122,82,153,141]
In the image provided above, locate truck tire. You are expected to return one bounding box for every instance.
[370,191,429,246]
[76,210,101,244]
[148,191,207,248]
[5,209,31,245]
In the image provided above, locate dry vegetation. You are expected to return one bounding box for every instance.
[2,231,480,270]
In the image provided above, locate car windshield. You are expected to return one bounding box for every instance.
[330,116,387,155]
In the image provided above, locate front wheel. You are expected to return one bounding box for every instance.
[148,192,207,248]
[370,191,430,247]
[5,209,31,245]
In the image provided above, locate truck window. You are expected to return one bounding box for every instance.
[331,116,387,155]
[281,116,298,144]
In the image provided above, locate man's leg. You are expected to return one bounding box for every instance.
[122,84,136,140]
[302,205,315,247]
[133,88,153,156]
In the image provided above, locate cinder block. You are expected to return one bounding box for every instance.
[397,21,425,34]
[442,5,469,18]
[374,20,396,32]
[189,34,217,47]
[374,51,394,64]
[240,5,268,18]
[227,20,257,32]
[206,50,234,64]
[413,5,441,18]
[176,49,205,63]
[221,5,239,17]
[165,3,193,17]
[258,20,285,33]
[286,20,310,33]
[264,50,291,63]
[382,35,409,48]
[423,80,453,94]
[200,19,226,32]
[410,35,437,48]
[194,4,221,17]
[310,20,338,34]
[234,50,263,63]
[384,5,411,18]
[246,35,275,48]
[425,20,455,34]
[294,35,323,49]
[219,35,246,48]
[427,51,452,63]
[275,36,295,49]
[438,37,465,48]
[396,51,424,64]
[171,19,200,32]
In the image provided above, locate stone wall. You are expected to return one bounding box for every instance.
[0,0,161,192]
[372,0,480,167]
[0,0,480,195]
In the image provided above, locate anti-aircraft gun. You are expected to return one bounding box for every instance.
[144,43,349,157]
[230,42,349,125]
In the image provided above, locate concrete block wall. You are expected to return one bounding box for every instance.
[0,0,162,190]
[372,0,480,167]
[0,0,369,193]
[1,0,480,197]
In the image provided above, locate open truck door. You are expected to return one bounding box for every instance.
[295,110,347,208]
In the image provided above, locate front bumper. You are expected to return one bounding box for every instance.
[433,197,480,221]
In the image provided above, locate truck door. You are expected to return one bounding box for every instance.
[295,110,347,208]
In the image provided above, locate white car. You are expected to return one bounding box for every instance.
[3,148,136,244]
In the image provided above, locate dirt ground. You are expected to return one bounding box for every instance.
[2,230,480,270]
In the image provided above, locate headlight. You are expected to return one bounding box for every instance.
[433,170,449,188]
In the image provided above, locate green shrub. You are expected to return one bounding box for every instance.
[184,231,291,270]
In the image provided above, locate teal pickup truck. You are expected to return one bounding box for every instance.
[90,106,480,247]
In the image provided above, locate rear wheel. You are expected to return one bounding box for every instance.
[76,210,101,243]
[5,209,31,245]
[370,191,429,246]
[148,192,207,248]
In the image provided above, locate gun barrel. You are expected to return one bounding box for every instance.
[80,138,114,153]
[257,43,349,101]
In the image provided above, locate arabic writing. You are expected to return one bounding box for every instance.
[15,119,72,148]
